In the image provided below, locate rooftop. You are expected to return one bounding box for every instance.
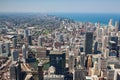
[50,50,65,55]
[44,74,64,78]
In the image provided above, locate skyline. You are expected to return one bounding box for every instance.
[0,0,120,13]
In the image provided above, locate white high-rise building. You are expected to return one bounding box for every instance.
[97,28,104,52]
[22,44,26,62]
[93,61,99,75]
[109,19,113,26]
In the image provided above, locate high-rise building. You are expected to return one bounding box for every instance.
[109,36,118,56]
[87,55,92,69]
[97,28,104,52]
[38,61,43,80]
[10,60,22,80]
[109,41,117,50]
[38,36,43,47]
[80,52,85,67]
[12,49,19,62]
[118,21,120,31]
[74,69,87,80]
[69,51,74,73]
[93,61,99,75]
[12,37,17,48]
[107,70,115,80]
[24,29,29,38]
[117,71,120,80]
[10,64,17,80]
[100,57,107,77]
[110,36,118,45]
[85,32,93,54]
[16,60,22,80]
[108,19,113,26]
[49,50,66,74]
[118,32,120,45]
[104,36,109,47]
[22,44,26,62]
[118,33,120,59]
[5,42,11,56]
[27,35,32,45]
[97,28,104,40]
[115,21,119,32]
[0,42,3,56]
[94,41,98,54]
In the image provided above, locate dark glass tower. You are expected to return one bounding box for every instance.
[38,62,43,80]
[94,41,98,54]
[12,37,17,48]
[49,50,66,74]
[85,32,93,54]
[10,60,22,80]
[27,35,32,45]
[10,64,17,80]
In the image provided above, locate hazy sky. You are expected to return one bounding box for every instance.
[0,0,120,13]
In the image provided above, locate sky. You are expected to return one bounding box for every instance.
[0,0,120,13]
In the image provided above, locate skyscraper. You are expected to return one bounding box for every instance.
[5,42,11,56]
[108,19,113,26]
[80,52,85,67]
[107,70,115,80]
[115,21,119,32]
[27,35,32,45]
[69,51,74,73]
[38,61,43,80]
[100,57,107,77]
[97,28,104,52]
[10,60,22,80]
[118,34,120,59]
[109,36,118,56]
[12,37,17,48]
[0,42,3,56]
[118,21,120,31]
[87,55,92,69]
[22,44,26,62]
[94,41,98,54]
[93,61,99,75]
[10,64,17,80]
[49,50,66,74]
[24,29,29,38]
[38,36,43,47]
[12,49,19,62]
[85,32,93,54]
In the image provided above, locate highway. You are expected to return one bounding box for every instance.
[21,63,33,80]
[0,58,12,80]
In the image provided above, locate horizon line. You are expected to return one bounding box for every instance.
[0,12,120,14]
